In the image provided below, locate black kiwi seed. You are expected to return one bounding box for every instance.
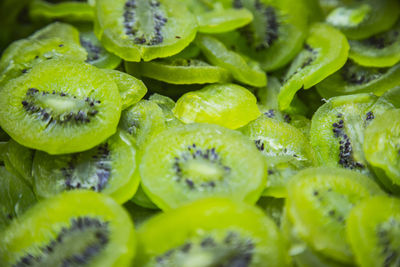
[12,217,110,267]
[264,109,275,118]
[365,111,374,121]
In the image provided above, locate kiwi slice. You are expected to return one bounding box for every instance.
[310,93,394,178]
[184,0,253,33]
[217,0,309,72]
[79,29,122,69]
[196,34,267,87]
[139,123,266,210]
[0,190,135,267]
[0,166,36,231]
[131,185,160,210]
[286,167,384,264]
[0,59,121,155]
[173,83,260,129]
[123,201,160,227]
[348,19,400,67]
[148,93,181,127]
[94,0,197,62]
[256,196,284,227]
[29,0,94,22]
[32,130,139,204]
[326,0,400,40]
[239,114,316,198]
[0,22,87,86]
[363,109,400,194]
[126,58,230,84]
[278,23,349,111]
[347,196,400,267]
[135,197,291,266]
[316,60,400,99]
[101,69,147,110]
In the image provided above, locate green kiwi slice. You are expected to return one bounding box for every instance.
[0,166,36,231]
[348,20,400,67]
[326,0,400,40]
[29,0,94,22]
[218,0,309,72]
[239,114,316,198]
[278,23,349,111]
[140,123,266,210]
[101,69,147,110]
[196,34,267,87]
[79,29,122,69]
[94,0,197,62]
[32,130,139,204]
[286,167,384,264]
[316,60,400,99]
[131,185,160,210]
[173,83,260,129]
[126,58,230,84]
[0,59,121,155]
[256,196,284,226]
[363,109,400,194]
[135,197,291,266]
[148,93,181,127]
[0,22,87,86]
[346,196,400,267]
[310,93,393,178]
[0,190,135,267]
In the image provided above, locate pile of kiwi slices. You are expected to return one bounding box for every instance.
[1,0,400,266]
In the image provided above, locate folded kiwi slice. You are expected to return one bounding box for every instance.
[139,123,267,210]
[32,130,139,204]
[239,114,316,198]
[29,0,94,22]
[0,59,121,155]
[173,83,260,129]
[135,197,291,266]
[0,190,136,267]
[0,166,36,231]
[326,0,400,40]
[94,0,197,62]
[286,167,384,264]
[196,34,267,87]
[317,60,400,99]
[363,109,400,194]
[126,58,230,84]
[278,23,349,111]
[347,196,400,267]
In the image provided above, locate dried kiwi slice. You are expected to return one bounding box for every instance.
[286,167,384,264]
[317,60,400,99]
[173,83,260,129]
[239,115,316,198]
[196,34,267,87]
[326,0,400,40]
[94,0,197,61]
[148,93,181,127]
[0,166,36,231]
[101,69,147,110]
[347,196,400,267]
[310,93,393,178]
[348,20,400,67]
[126,58,230,84]
[0,190,135,267]
[0,59,121,155]
[218,0,309,71]
[29,0,94,22]
[278,23,349,111]
[363,109,400,194]
[80,29,122,69]
[135,197,291,266]
[32,130,139,204]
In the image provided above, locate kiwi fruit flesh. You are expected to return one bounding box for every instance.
[173,83,260,130]
[29,0,94,22]
[286,167,384,264]
[0,190,136,267]
[135,197,291,266]
[346,196,400,267]
[32,130,139,204]
[94,0,197,62]
[0,59,122,155]
[139,123,266,210]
